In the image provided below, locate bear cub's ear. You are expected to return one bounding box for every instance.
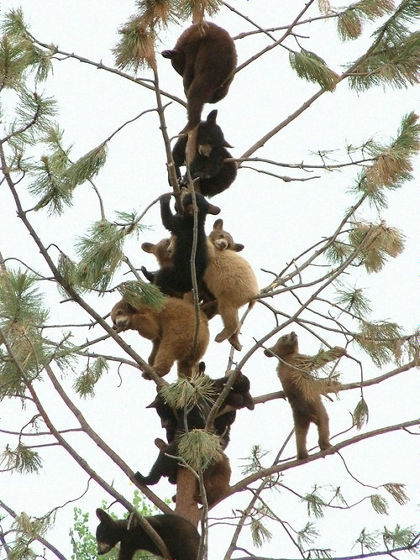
[96,508,112,523]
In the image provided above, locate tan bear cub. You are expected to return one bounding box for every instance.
[111,298,209,379]
[203,219,259,351]
[264,332,345,459]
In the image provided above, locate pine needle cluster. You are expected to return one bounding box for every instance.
[177,429,222,471]
[250,515,273,547]
[1,443,42,474]
[337,0,395,41]
[73,357,109,399]
[117,280,166,310]
[348,0,419,90]
[289,49,339,91]
[159,373,217,412]
[0,269,49,396]
[355,319,403,366]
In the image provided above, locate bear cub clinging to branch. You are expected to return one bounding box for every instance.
[95,508,199,560]
[111,297,209,379]
[172,110,237,197]
[141,192,220,296]
[162,22,237,132]
[265,332,345,460]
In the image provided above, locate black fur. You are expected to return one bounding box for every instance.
[95,508,199,560]
[143,192,220,296]
[172,110,237,197]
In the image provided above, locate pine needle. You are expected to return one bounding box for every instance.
[353,397,369,429]
[118,280,165,310]
[65,143,107,187]
[177,429,222,470]
[113,15,156,71]
[289,49,339,91]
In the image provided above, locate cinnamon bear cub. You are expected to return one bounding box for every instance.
[111,297,209,379]
[264,332,345,459]
[95,508,199,560]
[141,192,220,296]
[162,22,237,132]
[134,438,231,507]
[172,110,237,197]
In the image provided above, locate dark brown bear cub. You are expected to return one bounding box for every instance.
[95,508,199,560]
[172,110,237,197]
[162,22,237,132]
[264,332,345,460]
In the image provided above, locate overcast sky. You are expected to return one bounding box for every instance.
[0,1,419,559]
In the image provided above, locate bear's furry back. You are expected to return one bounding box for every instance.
[203,243,259,307]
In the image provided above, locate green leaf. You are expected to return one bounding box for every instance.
[382,482,409,505]
[337,0,395,41]
[302,490,326,519]
[335,285,372,316]
[251,517,272,548]
[73,358,109,398]
[113,15,156,71]
[355,319,402,366]
[289,49,339,91]
[177,429,222,470]
[1,443,42,474]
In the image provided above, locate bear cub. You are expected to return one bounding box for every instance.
[111,297,209,379]
[162,22,237,132]
[141,192,220,296]
[95,508,199,560]
[172,110,237,197]
[264,332,345,460]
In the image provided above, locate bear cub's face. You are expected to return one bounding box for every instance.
[209,219,244,252]
[265,332,299,358]
[197,110,233,156]
[111,300,135,331]
[95,509,121,555]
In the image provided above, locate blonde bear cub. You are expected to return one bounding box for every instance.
[204,219,259,351]
[265,332,345,459]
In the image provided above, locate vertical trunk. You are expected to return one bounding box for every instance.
[175,468,201,526]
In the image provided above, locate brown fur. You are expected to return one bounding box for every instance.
[162,22,237,132]
[111,298,209,379]
[141,238,173,268]
[203,219,259,351]
[154,438,231,506]
[264,332,345,459]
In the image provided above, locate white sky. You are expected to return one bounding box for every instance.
[0,1,419,559]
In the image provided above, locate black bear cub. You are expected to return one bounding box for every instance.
[162,22,237,132]
[172,110,237,197]
[95,508,199,560]
[142,192,220,296]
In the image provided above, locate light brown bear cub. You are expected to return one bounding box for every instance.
[111,298,209,379]
[264,332,345,459]
[204,219,259,351]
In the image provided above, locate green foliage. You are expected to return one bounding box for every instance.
[348,221,405,273]
[74,220,126,291]
[113,15,156,71]
[0,269,49,396]
[297,521,320,547]
[289,49,339,91]
[159,373,216,412]
[337,0,395,40]
[178,429,222,470]
[239,444,271,476]
[355,319,403,366]
[65,143,107,186]
[117,280,166,309]
[174,0,223,21]
[73,357,109,398]
[382,524,417,549]
[353,397,369,429]
[348,1,420,90]
[250,516,272,547]
[335,285,372,316]
[370,493,389,515]
[354,528,379,552]
[135,0,175,29]
[1,443,42,474]
[302,488,326,519]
